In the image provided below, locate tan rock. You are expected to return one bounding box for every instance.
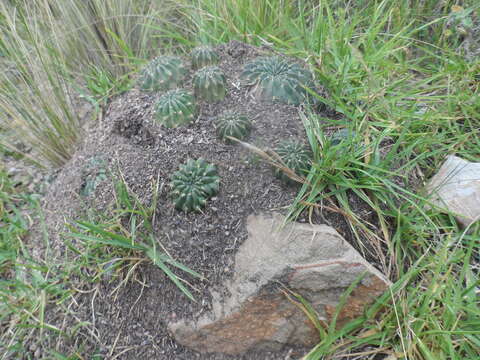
[169,212,391,355]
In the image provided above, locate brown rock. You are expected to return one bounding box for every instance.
[169,212,390,355]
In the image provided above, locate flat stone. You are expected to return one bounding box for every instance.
[427,155,480,227]
[169,213,391,355]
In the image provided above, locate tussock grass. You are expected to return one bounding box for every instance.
[68,174,203,302]
[0,3,82,167]
[0,166,74,358]
[0,0,177,167]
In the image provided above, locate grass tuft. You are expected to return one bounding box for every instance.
[68,173,204,302]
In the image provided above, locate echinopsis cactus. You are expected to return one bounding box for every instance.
[170,158,220,212]
[138,56,187,91]
[215,111,251,143]
[241,56,313,105]
[155,89,196,128]
[193,66,227,102]
[191,46,219,70]
[331,128,356,145]
[274,140,312,184]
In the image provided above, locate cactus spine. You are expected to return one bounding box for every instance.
[274,140,312,184]
[215,111,251,143]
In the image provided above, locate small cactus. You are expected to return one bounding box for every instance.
[138,56,187,92]
[330,128,364,156]
[274,140,312,184]
[170,158,220,212]
[241,56,313,105]
[331,129,357,146]
[155,89,196,128]
[193,66,227,102]
[191,46,219,70]
[215,111,251,143]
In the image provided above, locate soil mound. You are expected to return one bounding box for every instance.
[37,41,338,359]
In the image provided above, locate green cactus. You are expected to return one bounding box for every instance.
[155,89,196,128]
[274,140,312,184]
[138,56,187,91]
[170,158,220,212]
[193,66,227,102]
[330,129,364,156]
[331,129,357,146]
[215,111,251,143]
[241,56,313,105]
[80,157,107,197]
[191,46,219,70]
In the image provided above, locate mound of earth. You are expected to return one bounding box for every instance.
[29,41,380,359]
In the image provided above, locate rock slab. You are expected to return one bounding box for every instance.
[427,155,480,227]
[169,213,390,355]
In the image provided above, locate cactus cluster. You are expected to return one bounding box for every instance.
[193,66,227,102]
[144,48,229,130]
[139,48,320,212]
[241,56,313,105]
[155,89,196,128]
[191,46,219,70]
[274,140,312,184]
[170,158,220,212]
[215,111,251,143]
[139,56,187,92]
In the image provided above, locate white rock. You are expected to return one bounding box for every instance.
[427,155,480,227]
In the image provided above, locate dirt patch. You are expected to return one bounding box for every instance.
[31,41,382,359]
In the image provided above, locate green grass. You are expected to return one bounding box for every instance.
[68,174,204,302]
[0,0,479,358]
[0,166,28,273]
[0,0,178,167]
[0,163,202,357]
[0,165,74,358]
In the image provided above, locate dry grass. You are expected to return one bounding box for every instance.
[0,0,177,167]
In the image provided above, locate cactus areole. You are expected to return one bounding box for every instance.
[274,140,312,184]
[191,46,219,70]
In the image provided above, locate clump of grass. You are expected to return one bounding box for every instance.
[175,0,298,45]
[0,165,78,358]
[0,2,82,167]
[69,174,204,301]
[302,230,480,360]
[0,0,177,167]
[0,166,29,274]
